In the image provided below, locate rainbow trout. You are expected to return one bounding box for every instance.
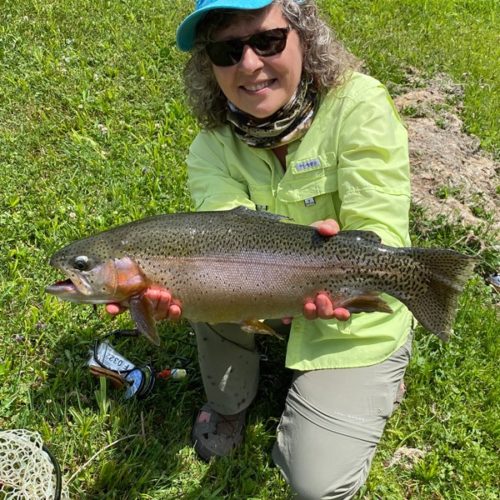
[46,207,476,345]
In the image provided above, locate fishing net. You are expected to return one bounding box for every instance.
[0,429,69,499]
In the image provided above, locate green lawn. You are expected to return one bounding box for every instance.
[322,0,499,157]
[0,0,498,498]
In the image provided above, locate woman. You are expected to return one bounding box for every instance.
[110,1,413,497]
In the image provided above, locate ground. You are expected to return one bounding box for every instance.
[392,71,498,231]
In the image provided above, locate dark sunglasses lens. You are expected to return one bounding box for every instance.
[251,29,288,55]
[206,28,289,67]
[206,40,243,67]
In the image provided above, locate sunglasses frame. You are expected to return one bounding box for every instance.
[205,26,291,67]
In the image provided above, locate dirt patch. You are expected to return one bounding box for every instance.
[384,445,428,470]
[391,72,499,230]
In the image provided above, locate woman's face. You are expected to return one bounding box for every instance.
[210,4,303,119]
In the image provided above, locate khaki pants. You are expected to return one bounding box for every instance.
[193,322,412,500]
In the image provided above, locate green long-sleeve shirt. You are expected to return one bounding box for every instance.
[187,72,413,370]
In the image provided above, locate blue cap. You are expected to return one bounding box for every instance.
[176,0,274,52]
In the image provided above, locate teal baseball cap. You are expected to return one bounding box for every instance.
[176,0,275,52]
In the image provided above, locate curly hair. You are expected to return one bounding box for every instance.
[183,0,359,129]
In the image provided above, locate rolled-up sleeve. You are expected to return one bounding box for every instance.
[337,83,411,247]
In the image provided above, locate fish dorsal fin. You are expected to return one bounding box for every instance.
[336,230,382,244]
[230,206,291,222]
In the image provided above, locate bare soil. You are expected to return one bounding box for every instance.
[391,72,499,231]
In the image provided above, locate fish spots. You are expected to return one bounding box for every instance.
[49,208,474,340]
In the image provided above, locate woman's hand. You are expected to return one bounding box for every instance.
[283,218,351,324]
[105,285,182,321]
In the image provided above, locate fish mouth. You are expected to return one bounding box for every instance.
[46,278,88,301]
[46,278,78,294]
[45,276,104,303]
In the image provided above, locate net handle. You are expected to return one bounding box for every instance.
[42,445,62,500]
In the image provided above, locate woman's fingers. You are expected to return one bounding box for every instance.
[143,287,183,321]
[310,218,340,237]
[104,286,182,321]
[303,293,351,321]
[105,303,126,316]
[168,303,183,321]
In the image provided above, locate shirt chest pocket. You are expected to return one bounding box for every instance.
[277,162,339,223]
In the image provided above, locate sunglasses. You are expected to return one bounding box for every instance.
[205,27,291,67]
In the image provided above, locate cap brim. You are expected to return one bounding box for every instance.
[176,0,274,52]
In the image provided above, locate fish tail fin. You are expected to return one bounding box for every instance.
[402,249,477,341]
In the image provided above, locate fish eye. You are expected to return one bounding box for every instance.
[73,255,90,271]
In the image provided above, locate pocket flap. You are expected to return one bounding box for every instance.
[277,169,338,202]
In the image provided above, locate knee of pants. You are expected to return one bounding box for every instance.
[273,443,368,500]
[288,474,364,500]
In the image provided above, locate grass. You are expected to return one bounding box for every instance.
[0,0,498,498]
[322,0,499,157]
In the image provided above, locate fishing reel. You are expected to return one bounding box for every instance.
[87,329,188,399]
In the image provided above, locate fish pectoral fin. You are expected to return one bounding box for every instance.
[336,292,393,314]
[240,320,284,340]
[129,295,161,346]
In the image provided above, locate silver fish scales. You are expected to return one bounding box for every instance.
[46,207,477,345]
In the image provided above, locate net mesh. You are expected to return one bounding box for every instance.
[0,429,69,499]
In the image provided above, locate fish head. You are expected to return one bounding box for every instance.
[46,237,148,304]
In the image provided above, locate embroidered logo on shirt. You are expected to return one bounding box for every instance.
[304,197,316,207]
[294,158,321,172]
